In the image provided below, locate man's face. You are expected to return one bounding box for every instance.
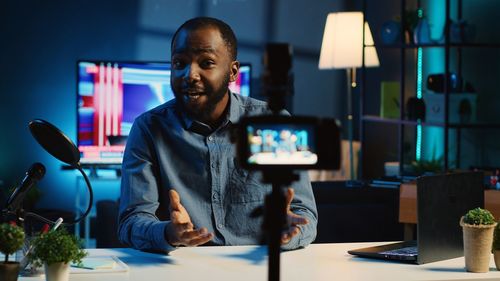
[171,26,239,122]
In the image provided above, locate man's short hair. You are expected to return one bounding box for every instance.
[171,17,238,60]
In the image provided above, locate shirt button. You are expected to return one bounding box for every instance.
[208,136,214,141]
[218,224,223,228]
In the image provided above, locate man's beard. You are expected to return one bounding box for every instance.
[176,73,230,123]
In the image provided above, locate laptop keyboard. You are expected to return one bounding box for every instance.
[380,246,418,257]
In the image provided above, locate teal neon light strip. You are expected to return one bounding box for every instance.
[416,47,423,161]
[416,121,422,161]
[416,48,423,99]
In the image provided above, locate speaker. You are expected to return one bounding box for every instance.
[427,73,462,93]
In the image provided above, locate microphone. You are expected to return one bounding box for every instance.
[5,162,46,212]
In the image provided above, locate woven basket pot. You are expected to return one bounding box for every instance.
[461,217,497,273]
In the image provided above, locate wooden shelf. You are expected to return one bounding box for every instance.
[362,115,500,129]
[366,43,500,49]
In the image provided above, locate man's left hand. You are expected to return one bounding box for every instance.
[281,188,309,245]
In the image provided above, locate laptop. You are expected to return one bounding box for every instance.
[348,172,484,264]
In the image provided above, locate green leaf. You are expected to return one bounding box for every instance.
[0,223,25,262]
[463,207,495,225]
[28,228,87,266]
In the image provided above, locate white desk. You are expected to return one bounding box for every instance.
[19,242,500,281]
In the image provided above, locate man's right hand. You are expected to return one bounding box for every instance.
[165,189,214,247]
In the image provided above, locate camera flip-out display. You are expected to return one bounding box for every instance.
[235,115,341,170]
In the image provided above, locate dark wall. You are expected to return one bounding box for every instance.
[4,0,499,200]
[0,0,140,210]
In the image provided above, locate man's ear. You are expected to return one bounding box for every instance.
[229,61,240,82]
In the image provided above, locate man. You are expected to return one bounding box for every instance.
[118,17,317,252]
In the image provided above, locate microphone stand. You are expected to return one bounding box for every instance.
[1,206,25,227]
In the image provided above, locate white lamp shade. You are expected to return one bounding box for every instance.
[363,22,379,67]
[318,12,379,69]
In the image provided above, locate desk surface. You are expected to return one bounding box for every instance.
[19,242,500,281]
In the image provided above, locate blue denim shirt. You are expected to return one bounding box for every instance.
[118,92,317,252]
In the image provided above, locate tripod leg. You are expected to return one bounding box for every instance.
[265,184,287,281]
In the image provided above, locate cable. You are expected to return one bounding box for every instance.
[72,163,94,224]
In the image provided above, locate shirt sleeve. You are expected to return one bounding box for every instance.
[281,171,318,251]
[117,117,176,253]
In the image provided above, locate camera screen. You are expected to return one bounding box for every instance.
[246,124,317,165]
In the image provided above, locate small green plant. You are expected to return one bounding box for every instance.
[410,144,444,175]
[463,207,495,225]
[411,157,443,175]
[28,228,87,267]
[0,223,25,263]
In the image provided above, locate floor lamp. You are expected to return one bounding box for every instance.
[318,12,379,180]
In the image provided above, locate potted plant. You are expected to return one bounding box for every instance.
[0,223,25,281]
[492,222,500,270]
[460,207,497,272]
[28,228,86,281]
[410,157,443,175]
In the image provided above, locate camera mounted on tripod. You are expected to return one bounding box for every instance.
[234,43,341,172]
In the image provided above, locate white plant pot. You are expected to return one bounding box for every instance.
[44,262,70,281]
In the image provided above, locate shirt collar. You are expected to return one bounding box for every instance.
[176,91,242,135]
[227,91,242,125]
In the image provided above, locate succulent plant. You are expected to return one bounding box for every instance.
[463,207,495,225]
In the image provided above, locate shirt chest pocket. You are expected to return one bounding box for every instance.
[228,158,270,203]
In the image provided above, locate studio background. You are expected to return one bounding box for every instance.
[0,0,346,212]
[2,0,500,214]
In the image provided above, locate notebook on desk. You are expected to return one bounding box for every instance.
[70,256,129,273]
[348,172,484,264]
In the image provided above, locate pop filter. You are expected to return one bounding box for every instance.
[27,118,93,225]
[28,119,80,166]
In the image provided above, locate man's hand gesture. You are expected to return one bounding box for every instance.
[165,189,213,247]
[281,188,309,245]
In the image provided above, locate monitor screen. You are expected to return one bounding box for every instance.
[77,60,252,165]
[229,64,251,97]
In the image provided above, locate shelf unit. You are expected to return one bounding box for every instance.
[360,0,500,178]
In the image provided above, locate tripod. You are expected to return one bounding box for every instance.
[262,171,299,281]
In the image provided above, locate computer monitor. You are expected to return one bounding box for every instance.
[230,64,251,97]
[77,60,252,165]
